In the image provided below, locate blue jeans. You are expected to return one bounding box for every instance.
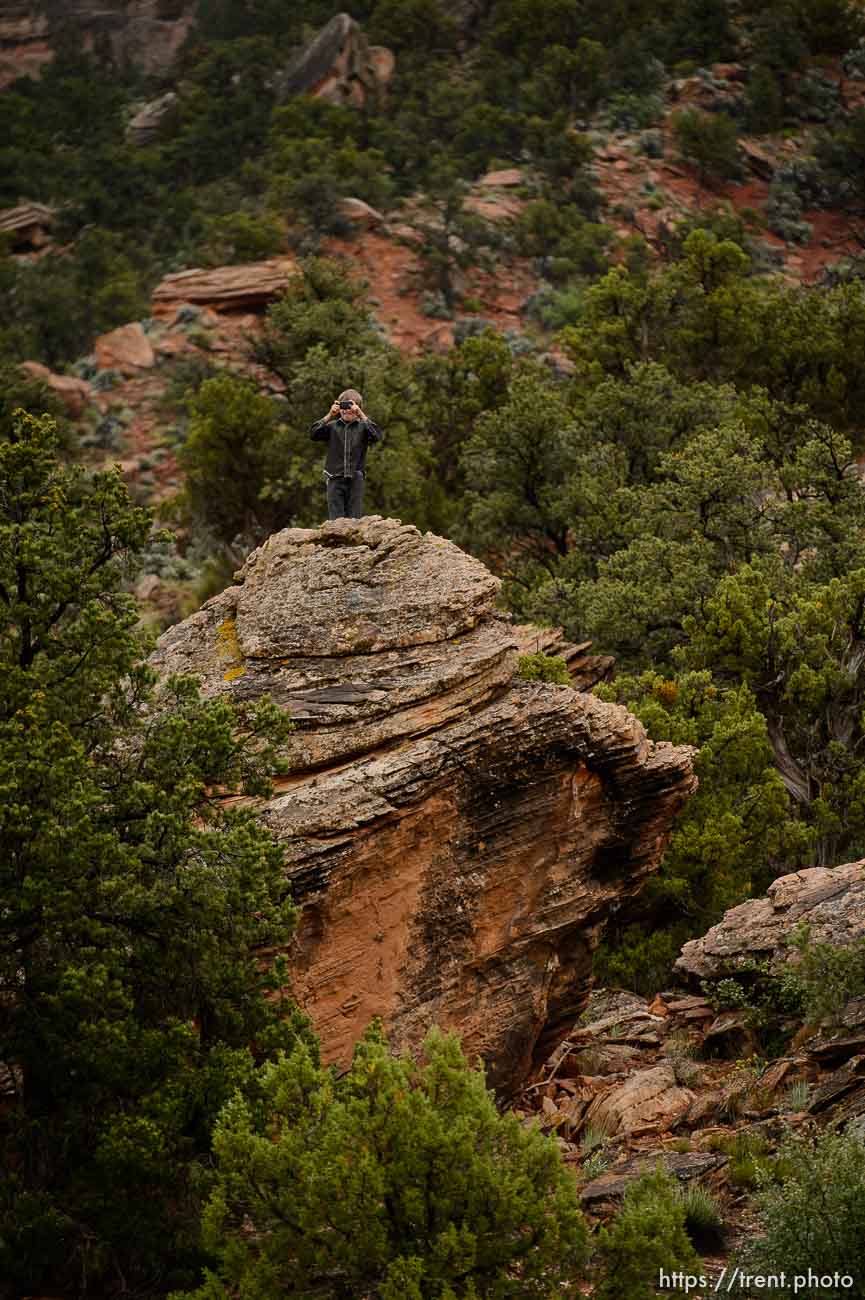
[326,472,364,519]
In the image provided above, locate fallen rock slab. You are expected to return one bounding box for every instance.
[0,200,54,249]
[19,361,92,419]
[581,1150,726,1202]
[126,91,178,147]
[806,1055,865,1114]
[275,12,393,108]
[151,516,696,1091]
[478,168,524,187]
[581,1062,694,1136]
[339,196,386,229]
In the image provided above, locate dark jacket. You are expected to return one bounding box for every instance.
[310,415,383,478]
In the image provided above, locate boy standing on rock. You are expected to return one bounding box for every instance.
[310,388,383,520]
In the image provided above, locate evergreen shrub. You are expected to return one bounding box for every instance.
[742,1129,865,1298]
[175,1024,590,1300]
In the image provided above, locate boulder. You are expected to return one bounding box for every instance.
[421,322,455,354]
[19,361,92,419]
[567,1042,651,1075]
[150,517,696,1091]
[702,1011,757,1058]
[93,323,155,374]
[275,13,394,109]
[676,862,865,983]
[126,91,178,147]
[740,139,775,181]
[478,168,524,188]
[581,1063,694,1136]
[339,196,386,229]
[464,193,524,222]
[581,1150,726,1203]
[151,259,298,314]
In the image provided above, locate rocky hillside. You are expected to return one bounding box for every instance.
[0,0,196,86]
[516,861,865,1271]
[150,515,696,1090]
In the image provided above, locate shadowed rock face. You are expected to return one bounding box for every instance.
[152,517,696,1091]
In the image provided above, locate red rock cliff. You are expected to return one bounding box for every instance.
[151,517,696,1091]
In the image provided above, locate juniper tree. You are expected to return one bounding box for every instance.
[176,1023,589,1300]
[0,411,308,1298]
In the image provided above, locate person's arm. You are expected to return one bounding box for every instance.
[360,413,383,444]
[311,400,341,440]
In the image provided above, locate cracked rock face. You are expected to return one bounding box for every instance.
[152,517,696,1091]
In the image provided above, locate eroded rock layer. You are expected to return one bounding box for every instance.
[152,517,696,1090]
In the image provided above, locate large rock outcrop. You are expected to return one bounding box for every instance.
[0,1,196,87]
[275,12,394,108]
[151,517,695,1090]
[676,861,865,983]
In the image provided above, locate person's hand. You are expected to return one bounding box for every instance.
[328,400,340,418]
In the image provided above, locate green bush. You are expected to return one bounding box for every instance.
[742,1128,865,1297]
[517,652,572,684]
[791,924,865,1025]
[593,926,686,998]
[174,1023,590,1299]
[765,180,813,244]
[678,1184,724,1250]
[671,109,741,188]
[0,411,307,1296]
[199,210,285,265]
[593,1165,698,1300]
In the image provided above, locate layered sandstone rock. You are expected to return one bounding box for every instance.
[676,861,865,983]
[581,1063,695,1136]
[151,517,695,1090]
[0,1,196,87]
[339,196,387,230]
[151,259,298,314]
[125,91,178,147]
[0,201,54,250]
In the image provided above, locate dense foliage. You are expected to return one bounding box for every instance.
[176,1025,589,1300]
[0,412,310,1297]
[741,1128,865,1297]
